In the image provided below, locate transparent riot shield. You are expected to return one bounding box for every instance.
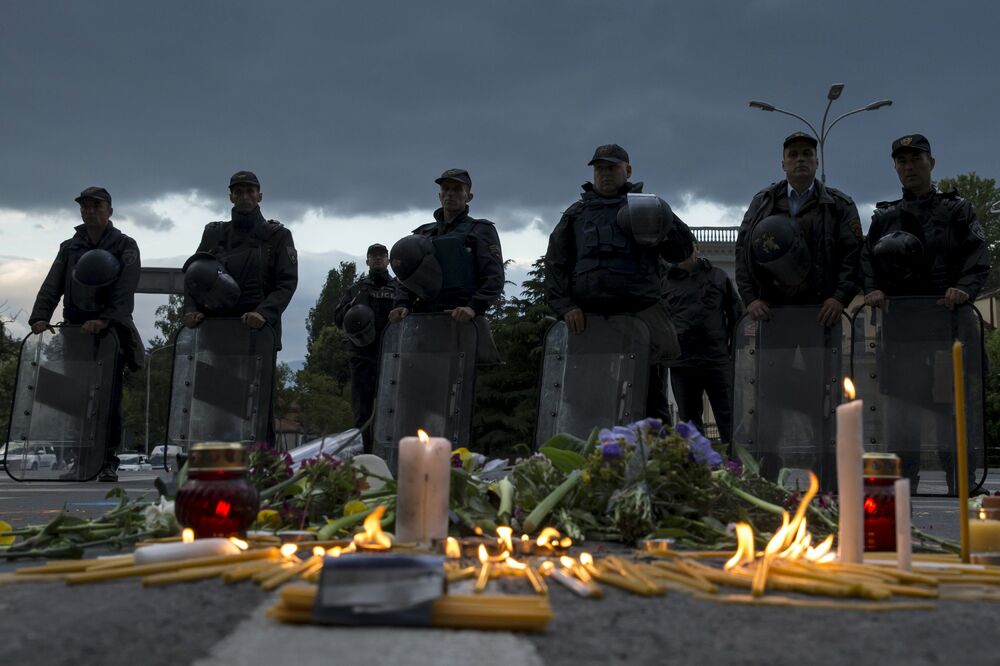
[5,326,120,481]
[372,314,477,473]
[732,307,848,490]
[851,297,986,496]
[165,319,276,463]
[534,315,651,448]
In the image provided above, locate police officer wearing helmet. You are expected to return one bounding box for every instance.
[333,243,400,452]
[182,171,298,349]
[544,144,695,421]
[861,134,990,492]
[388,168,504,362]
[735,132,863,325]
[28,186,145,481]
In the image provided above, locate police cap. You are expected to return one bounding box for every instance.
[588,144,630,165]
[783,132,818,149]
[229,170,261,189]
[435,169,472,188]
[75,187,112,205]
[891,134,932,158]
[367,243,388,256]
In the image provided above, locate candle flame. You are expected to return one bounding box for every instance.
[496,526,514,553]
[579,552,594,567]
[280,543,298,559]
[980,508,987,521]
[505,556,527,571]
[521,534,530,543]
[445,537,462,559]
[330,546,343,558]
[228,537,249,551]
[478,544,489,563]
[559,537,573,549]
[353,505,392,550]
[539,561,555,574]
[560,555,576,569]
[843,376,856,401]
[473,526,484,536]
[724,523,756,570]
[417,429,429,443]
[181,528,195,544]
[536,527,561,548]
[312,546,326,557]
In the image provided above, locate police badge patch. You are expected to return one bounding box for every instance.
[970,220,987,242]
[286,246,298,265]
[122,248,138,266]
[848,218,863,240]
[489,244,502,260]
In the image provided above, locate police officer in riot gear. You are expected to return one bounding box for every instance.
[388,169,504,361]
[334,244,399,452]
[28,187,144,481]
[544,144,695,421]
[735,132,863,325]
[182,171,298,444]
[861,134,990,492]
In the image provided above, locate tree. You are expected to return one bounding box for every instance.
[306,261,357,347]
[0,308,22,442]
[937,173,1000,290]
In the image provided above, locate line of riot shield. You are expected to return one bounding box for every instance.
[732,306,849,490]
[4,326,120,482]
[534,315,651,449]
[851,297,986,496]
[372,313,477,474]
[164,318,276,467]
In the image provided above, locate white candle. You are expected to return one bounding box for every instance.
[134,538,240,565]
[395,429,452,544]
[836,377,864,564]
[895,478,912,571]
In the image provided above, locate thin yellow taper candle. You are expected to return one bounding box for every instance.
[953,340,970,564]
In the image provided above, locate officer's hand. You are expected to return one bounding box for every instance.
[241,312,266,329]
[82,319,109,334]
[747,300,771,322]
[817,298,844,327]
[388,307,409,324]
[864,290,886,309]
[183,312,205,328]
[30,321,50,335]
[940,287,970,310]
[564,308,586,335]
[448,306,476,323]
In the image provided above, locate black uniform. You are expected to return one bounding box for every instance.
[861,187,990,491]
[544,181,695,420]
[333,270,399,451]
[185,206,298,350]
[663,258,743,442]
[28,222,144,473]
[735,179,863,308]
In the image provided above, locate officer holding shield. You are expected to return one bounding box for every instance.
[28,186,144,481]
[334,243,399,452]
[544,144,695,421]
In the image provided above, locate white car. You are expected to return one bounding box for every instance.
[118,453,153,472]
[1,443,57,472]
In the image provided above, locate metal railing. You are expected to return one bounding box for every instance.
[691,226,739,244]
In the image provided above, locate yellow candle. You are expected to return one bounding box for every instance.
[969,514,1000,553]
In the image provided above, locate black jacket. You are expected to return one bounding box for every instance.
[544,181,694,316]
[185,207,298,349]
[860,188,990,299]
[29,222,144,370]
[663,258,743,366]
[394,207,504,315]
[734,179,862,307]
[333,270,400,355]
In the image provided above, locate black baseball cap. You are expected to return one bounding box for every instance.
[75,186,112,205]
[783,131,818,149]
[588,144,630,165]
[434,168,472,188]
[229,170,261,188]
[891,134,932,158]
[367,243,388,255]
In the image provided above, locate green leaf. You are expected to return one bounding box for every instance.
[731,442,760,477]
[539,446,587,473]
[540,432,587,454]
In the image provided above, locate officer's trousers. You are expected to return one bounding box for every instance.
[349,353,378,453]
[670,364,733,442]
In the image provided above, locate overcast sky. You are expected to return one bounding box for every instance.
[1,1,997,361]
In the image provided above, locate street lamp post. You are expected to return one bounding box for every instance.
[145,343,175,457]
[749,84,892,183]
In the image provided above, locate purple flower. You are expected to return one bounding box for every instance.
[451,453,464,468]
[601,442,623,462]
[630,418,664,436]
[724,459,743,476]
[689,434,722,467]
[599,425,638,448]
[675,421,700,439]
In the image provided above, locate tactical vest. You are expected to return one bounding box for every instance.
[571,195,660,308]
[63,234,128,321]
[876,196,961,296]
[430,220,478,308]
[203,220,282,313]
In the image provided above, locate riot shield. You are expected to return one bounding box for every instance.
[534,315,651,448]
[165,319,276,463]
[851,297,986,496]
[732,307,848,489]
[372,314,477,473]
[5,326,120,481]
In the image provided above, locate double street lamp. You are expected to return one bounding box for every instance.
[749,83,892,183]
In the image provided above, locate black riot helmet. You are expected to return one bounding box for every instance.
[390,234,443,301]
[750,215,812,288]
[616,193,674,246]
[872,230,924,287]
[73,249,120,288]
[182,252,241,312]
[343,304,377,347]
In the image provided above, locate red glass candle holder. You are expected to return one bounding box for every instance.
[863,453,901,551]
[175,442,259,538]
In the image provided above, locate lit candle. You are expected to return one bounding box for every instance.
[895,478,912,571]
[395,429,452,544]
[134,529,241,565]
[836,377,864,564]
[969,508,1000,553]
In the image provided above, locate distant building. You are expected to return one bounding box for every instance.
[690,226,737,279]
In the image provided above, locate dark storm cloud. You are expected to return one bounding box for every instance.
[1,1,998,229]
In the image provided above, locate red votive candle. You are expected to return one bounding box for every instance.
[175,442,259,538]
[863,453,901,551]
